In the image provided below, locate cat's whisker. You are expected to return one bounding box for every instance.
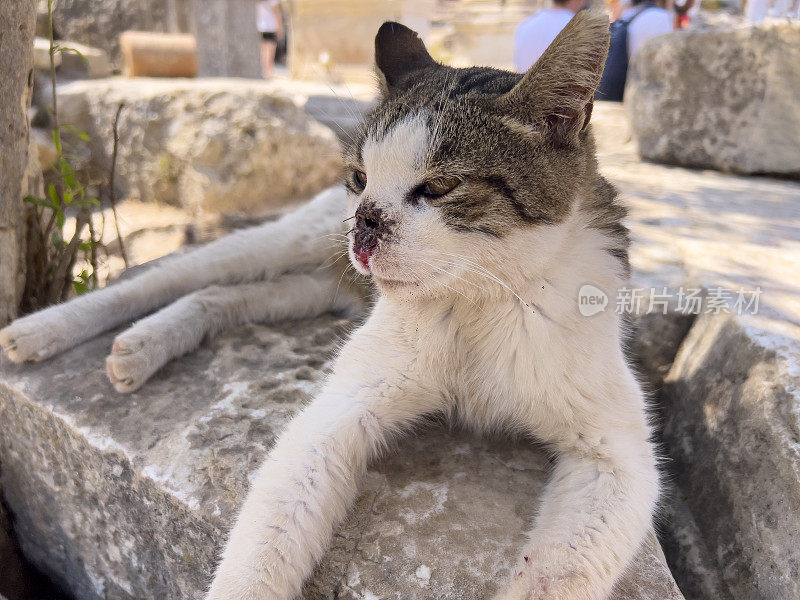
[416,259,479,307]
[441,252,531,307]
[320,249,350,270]
[333,260,357,304]
[323,83,365,129]
[419,258,489,298]
[307,97,358,144]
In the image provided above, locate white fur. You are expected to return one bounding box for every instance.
[1,113,659,600]
[208,114,659,600]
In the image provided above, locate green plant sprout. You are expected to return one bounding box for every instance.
[22,0,127,308]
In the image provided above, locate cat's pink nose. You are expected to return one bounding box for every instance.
[353,242,375,269]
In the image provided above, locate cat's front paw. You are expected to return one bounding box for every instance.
[105,330,167,393]
[0,314,70,363]
[493,557,602,600]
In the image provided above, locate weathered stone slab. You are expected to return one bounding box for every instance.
[56,78,348,217]
[594,102,800,599]
[660,313,800,600]
[119,31,197,78]
[625,21,800,178]
[0,314,682,600]
[57,40,111,79]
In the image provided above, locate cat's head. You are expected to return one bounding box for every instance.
[345,12,611,299]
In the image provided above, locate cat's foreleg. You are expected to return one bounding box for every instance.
[0,186,348,363]
[206,321,432,600]
[106,270,366,393]
[496,382,659,600]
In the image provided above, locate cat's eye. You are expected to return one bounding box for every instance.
[352,170,367,190]
[422,176,461,197]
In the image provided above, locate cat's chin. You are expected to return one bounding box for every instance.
[372,275,419,292]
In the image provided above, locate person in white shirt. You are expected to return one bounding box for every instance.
[622,0,674,57]
[513,0,587,72]
[256,0,283,78]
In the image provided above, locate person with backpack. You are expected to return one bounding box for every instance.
[513,0,589,71]
[596,0,674,101]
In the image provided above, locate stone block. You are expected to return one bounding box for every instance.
[52,0,172,67]
[33,36,61,71]
[119,32,198,78]
[34,37,110,79]
[58,40,111,79]
[625,21,800,178]
[592,103,800,598]
[659,313,800,599]
[56,78,347,217]
[0,315,683,600]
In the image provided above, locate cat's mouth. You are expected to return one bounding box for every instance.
[350,239,428,291]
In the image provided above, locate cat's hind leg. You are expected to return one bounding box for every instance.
[0,186,348,364]
[106,270,365,393]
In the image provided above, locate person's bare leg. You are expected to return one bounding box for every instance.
[260,39,277,78]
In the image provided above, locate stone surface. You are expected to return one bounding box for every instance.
[0,315,682,600]
[56,78,347,217]
[593,102,800,599]
[57,40,111,79]
[0,0,35,326]
[33,36,61,70]
[626,21,800,178]
[3,102,800,600]
[30,127,56,171]
[0,4,60,596]
[47,0,259,76]
[119,31,198,78]
[193,0,261,78]
[660,314,800,600]
[51,0,172,67]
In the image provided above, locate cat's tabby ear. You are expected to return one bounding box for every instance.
[498,11,610,147]
[375,21,437,95]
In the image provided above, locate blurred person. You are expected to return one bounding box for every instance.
[673,0,697,29]
[624,0,674,57]
[596,0,673,100]
[257,0,283,78]
[513,0,587,71]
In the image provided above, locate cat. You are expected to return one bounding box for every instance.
[1,13,659,600]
